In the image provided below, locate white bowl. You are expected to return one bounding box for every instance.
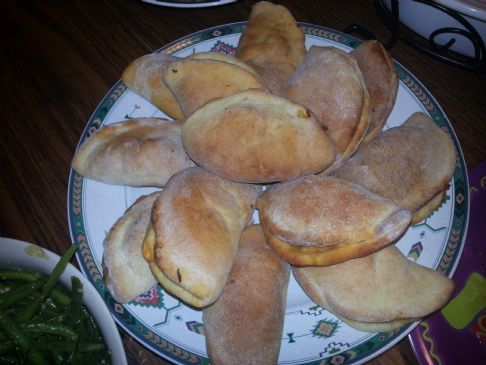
[436,0,486,21]
[0,237,127,365]
[383,0,486,57]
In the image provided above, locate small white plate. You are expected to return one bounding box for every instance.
[141,0,237,9]
[0,237,127,365]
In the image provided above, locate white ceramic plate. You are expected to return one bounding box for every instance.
[67,23,469,365]
[383,0,486,57]
[0,237,127,365]
[435,0,486,21]
[141,0,237,9]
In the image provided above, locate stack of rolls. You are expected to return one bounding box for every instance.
[71,2,458,364]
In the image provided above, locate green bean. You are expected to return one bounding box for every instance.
[20,322,77,340]
[45,297,62,312]
[68,275,85,363]
[78,342,107,353]
[0,310,31,352]
[45,312,68,325]
[15,297,36,307]
[0,270,42,282]
[0,283,10,293]
[14,295,42,323]
[15,244,78,323]
[49,349,65,365]
[34,337,67,351]
[33,298,63,322]
[34,338,107,353]
[49,287,72,306]
[71,276,83,304]
[0,244,111,363]
[0,310,49,365]
[82,306,101,342]
[26,349,51,365]
[0,340,14,354]
[0,280,45,309]
[0,353,18,364]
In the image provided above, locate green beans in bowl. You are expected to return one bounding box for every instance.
[0,237,127,365]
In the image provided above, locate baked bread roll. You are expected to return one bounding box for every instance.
[188,51,262,79]
[203,224,290,365]
[293,245,455,331]
[335,315,415,333]
[143,167,261,308]
[71,118,195,187]
[103,192,159,303]
[334,112,456,224]
[236,1,306,95]
[351,40,398,146]
[285,46,370,170]
[163,57,265,117]
[257,176,411,266]
[122,53,184,120]
[181,89,336,183]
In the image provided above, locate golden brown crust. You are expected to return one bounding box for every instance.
[181,89,336,183]
[258,176,410,244]
[351,40,398,146]
[262,226,398,267]
[293,245,454,324]
[236,1,306,95]
[149,167,261,307]
[71,118,195,187]
[163,57,266,117]
[103,192,159,303]
[285,46,370,170]
[202,225,290,364]
[122,53,184,120]
[143,222,208,309]
[257,176,411,266]
[334,112,456,216]
[411,190,447,224]
[335,314,416,332]
[188,51,263,79]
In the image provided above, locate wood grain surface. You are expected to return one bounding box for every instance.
[0,1,484,364]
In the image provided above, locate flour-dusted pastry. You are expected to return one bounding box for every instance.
[188,51,262,79]
[203,224,290,365]
[236,1,306,95]
[143,167,261,308]
[293,245,455,331]
[257,176,411,266]
[103,192,159,303]
[181,89,336,183]
[285,46,370,171]
[71,118,195,187]
[335,315,415,333]
[163,57,266,117]
[121,53,184,120]
[334,112,456,224]
[351,40,398,146]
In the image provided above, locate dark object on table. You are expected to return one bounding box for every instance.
[344,0,486,73]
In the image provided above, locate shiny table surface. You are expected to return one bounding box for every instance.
[1,0,485,364]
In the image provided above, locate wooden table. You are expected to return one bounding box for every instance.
[1,1,484,364]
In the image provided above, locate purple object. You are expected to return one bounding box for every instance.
[409,161,486,365]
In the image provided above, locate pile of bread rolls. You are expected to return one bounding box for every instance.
[71,2,457,363]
